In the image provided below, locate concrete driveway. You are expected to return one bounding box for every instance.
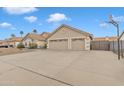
[0,49,124,86]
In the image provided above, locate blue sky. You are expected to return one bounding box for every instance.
[0,7,124,40]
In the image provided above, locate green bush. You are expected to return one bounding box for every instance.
[38,44,47,49]
[44,43,47,49]
[29,43,37,49]
[17,42,25,49]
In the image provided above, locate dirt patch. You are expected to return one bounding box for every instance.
[0,48,23,55]
[0,48,37,56]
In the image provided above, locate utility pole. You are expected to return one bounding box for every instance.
[108,15,120,60]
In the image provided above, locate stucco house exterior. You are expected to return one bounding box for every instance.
[0,40,9,48]
[0,37,22,48]
[8,37,23,47]
[119,31,124,41]
[47,24,93,50]
[22,33,47,48]
[118,32,124,57]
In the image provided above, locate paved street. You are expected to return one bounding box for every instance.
[0,50,124,85]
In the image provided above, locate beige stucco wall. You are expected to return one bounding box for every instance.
[120,34,124,40]
[49,27,87,39]
[85,37,91,50]
[36,41,46,48]
[23,38,46,48]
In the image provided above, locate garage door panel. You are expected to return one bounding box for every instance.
[72,38,85,50]
[49,39,68,50]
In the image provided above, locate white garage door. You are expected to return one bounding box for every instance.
[71,38,85,50]
[49,39,68,50]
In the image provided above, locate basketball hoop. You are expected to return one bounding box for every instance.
[109,15,113,22]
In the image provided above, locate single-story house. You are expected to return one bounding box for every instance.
[41,32,51,39]
[8,37,23,47]
[0,37,22,48]
[22,33,46,48]
[0,40,9,48]
[47,24,93,50]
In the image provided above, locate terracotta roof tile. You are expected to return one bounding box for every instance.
[93,36,117,41]
[23,33,45,41]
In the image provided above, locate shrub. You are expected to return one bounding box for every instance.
[17,42,25,49]
[44,43,47,49]
[29,43,37,49]
[38,44,47,49]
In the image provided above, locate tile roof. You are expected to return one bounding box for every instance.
[22,33,45,41]
[9,37,23,42]
[93,36,118,41]
[40,32,51,39]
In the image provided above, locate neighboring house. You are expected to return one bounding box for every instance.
[47,24,93,50]
[22,33,46,48]
[41,32,51,39]
[0,37,22,48]
[93,36,118,41]
[8,37,23,47]
[119,31,124,40]
[119,31,124,57]
[0,40,9,48]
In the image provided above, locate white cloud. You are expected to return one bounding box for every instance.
[24,16,37,23]
[3,7,38,15]
[112,15,124,22]
[47,13,69,23]
[0,22,12,28]
[99,22,108,28]
[0,22,16,30]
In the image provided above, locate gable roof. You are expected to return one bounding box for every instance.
[47,24,93,39]
[9,37,23,42]
[0,40,9,46]
[119,31,124,40]
[40,32,51,39]
[22,33,45,41]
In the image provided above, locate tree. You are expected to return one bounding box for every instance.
[33,29,37,33]
[20,31,24,37]
[11,34,16,38]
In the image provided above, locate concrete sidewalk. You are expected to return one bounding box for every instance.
[0,50,124,85]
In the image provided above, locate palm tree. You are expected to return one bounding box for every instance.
[33,29,37,34]
[20,31,24,37]
[11,34,16,38]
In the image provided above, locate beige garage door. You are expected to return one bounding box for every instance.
[49,39,68,50]
[71,38,85,50]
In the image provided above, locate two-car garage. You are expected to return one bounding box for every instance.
[47,24,92,50]
[48,38,85,50]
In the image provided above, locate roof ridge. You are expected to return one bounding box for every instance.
[47,24,92,39]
